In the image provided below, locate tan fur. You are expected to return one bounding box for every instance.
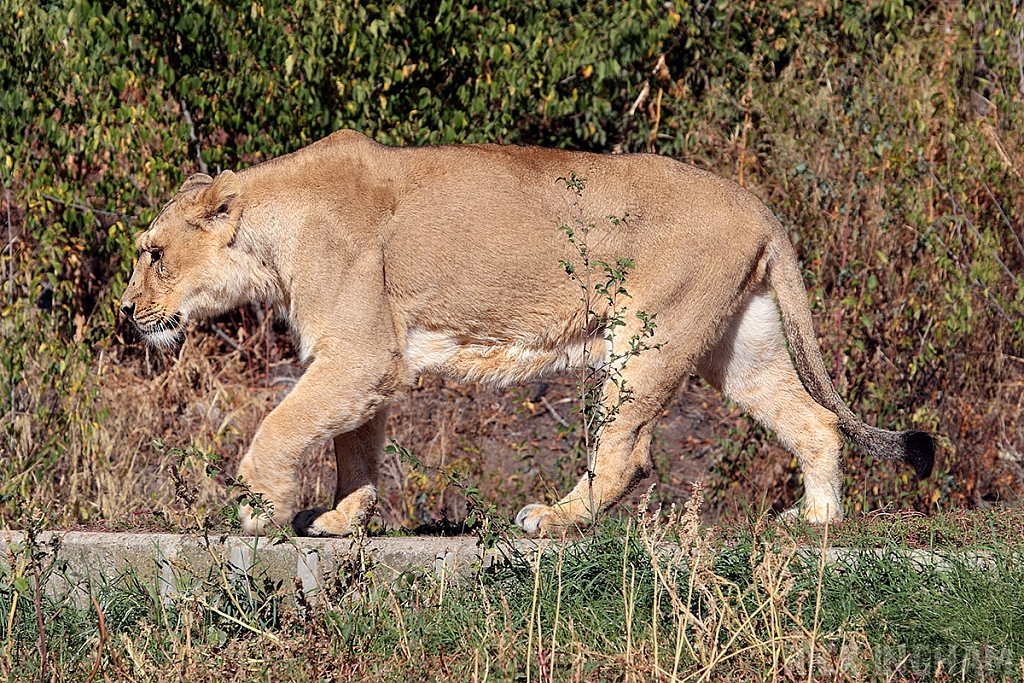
[121,129,918,536]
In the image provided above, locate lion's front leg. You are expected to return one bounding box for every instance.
[291,409,387,537]
[236,359,396,536]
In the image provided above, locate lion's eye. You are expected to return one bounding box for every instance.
[151,248,163,264]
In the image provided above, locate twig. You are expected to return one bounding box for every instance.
[885,653,912,683]
[648,55,667,151]
[649,87,663,152]
[541,395,570,428]
[157,641,187,683]
[33,563,46,683]
[210,324,241,351]
[83,596,106,683]
[628,81,650,117]
[41,193,134,222]
[3,180,13,449]
[192,596,283,645]
[181,99,210,175]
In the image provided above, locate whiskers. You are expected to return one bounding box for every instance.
[137,310,186,348]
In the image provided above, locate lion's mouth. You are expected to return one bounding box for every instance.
[135,311,185,347]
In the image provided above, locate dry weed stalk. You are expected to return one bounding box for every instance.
[635,483,851,681]
[637,481,717,679]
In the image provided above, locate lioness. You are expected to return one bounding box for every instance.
[120,129,935,536]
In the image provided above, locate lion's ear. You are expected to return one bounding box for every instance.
[178,173,213,194]
[198,171,243,241]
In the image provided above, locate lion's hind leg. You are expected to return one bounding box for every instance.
[292,409,387,537]
[515,317,696,535]
[696,288,844,523]
[514,398,666,535]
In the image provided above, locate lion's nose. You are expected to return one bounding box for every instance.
[120,301,135,319]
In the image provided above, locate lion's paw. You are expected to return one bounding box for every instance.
[290,493,374,536]
[292,507,334,536]
[801,499,843,524]
[515,503,562,535]
[240,503,274,536]
[779,499,843,525]
[779,506,801,522]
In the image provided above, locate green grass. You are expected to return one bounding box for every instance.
[2,503,1022,682]
[803,507,1024,550]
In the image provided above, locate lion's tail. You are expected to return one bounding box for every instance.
[765,226,935,479]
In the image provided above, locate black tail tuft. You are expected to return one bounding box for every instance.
[904,430,935,479]
[844,424,938,480]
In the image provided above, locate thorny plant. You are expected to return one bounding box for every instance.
[556,172,662,522]
[152,439,293,647]
[0,501,62,681]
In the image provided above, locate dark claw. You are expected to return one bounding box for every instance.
[291,507,330,536]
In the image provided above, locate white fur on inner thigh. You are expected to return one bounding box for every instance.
[404,328,459,373]
[701,289,789,395]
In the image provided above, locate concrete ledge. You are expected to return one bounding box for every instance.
[0,531,1003,609]
[0,531,520,607]
[795,546,997,572]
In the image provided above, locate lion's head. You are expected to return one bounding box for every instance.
[120,171,246,347]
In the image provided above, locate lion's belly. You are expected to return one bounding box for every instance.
[403,328,603,385]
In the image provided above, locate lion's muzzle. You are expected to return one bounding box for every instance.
[122,304,185,347]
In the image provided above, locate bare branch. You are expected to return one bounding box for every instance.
[181,98,210,175]
[42,193,135,223]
